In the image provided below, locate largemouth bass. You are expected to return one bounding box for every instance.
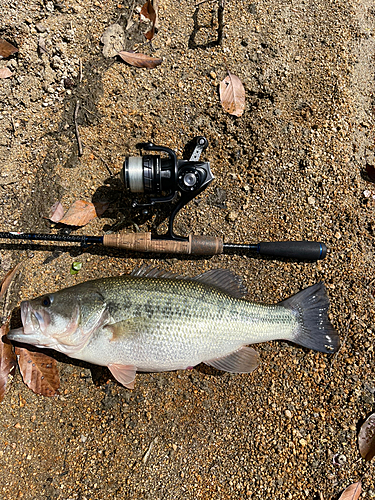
[8,267,339,389]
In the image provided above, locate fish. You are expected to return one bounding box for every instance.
[7,266,339,389]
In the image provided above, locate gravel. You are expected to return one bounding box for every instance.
[0,0,375,498]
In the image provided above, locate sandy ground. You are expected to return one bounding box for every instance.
[0,0,375,498]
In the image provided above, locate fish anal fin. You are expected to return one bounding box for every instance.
[205,346,260,373]
[108,363,136,389]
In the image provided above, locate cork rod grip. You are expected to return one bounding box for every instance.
[102,232,224,255]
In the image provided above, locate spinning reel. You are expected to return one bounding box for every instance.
[121,136,213,240]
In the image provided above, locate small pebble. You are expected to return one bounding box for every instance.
[35,23,47,33]
[227,211,238,221]
[307,196,315,205]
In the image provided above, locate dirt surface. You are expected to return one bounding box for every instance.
[1,0,375,498]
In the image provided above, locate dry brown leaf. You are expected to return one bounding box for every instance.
[0,39,18,59]
[15,347,59,397]
[0,67,13,79]
[140,0,157,40]
[0,323,17,403]
[338,482,362,500]
[59,200,108,227]
[118,51,162,68]
[0,263,22,300]
[153,0,159,28]
[358,412,375,461]
[45,201,65,223]
[219,72,246,117]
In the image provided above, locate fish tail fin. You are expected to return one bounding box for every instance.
[280,282,339,354]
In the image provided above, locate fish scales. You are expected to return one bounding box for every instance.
[83,276,296,370]
[7,268,339,389]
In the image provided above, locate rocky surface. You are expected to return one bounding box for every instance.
[0,0,375,498]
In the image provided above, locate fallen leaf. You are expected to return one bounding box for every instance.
[0,263,22,300]
[140,0,157,40]
[0,39,18,59]
[46,201,65,223]
[101,24,126,58]
[0,324,17,403]
[358,412,375,461]
[366,163,375,183]
[153,0,159,28]
[219,71,246,117]
[0,67,13,79]
[59,200,108,227]
[118,51,162,68]
[338,481,362,500]
[15,347,59,397]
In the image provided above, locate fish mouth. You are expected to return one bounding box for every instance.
[7,301,50,345]
[6,326,25,342]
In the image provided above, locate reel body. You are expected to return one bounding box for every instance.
[121,136,213,239]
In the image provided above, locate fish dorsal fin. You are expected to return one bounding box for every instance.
[205,346,260,373]
[191,269,247,298]
[130,264,183,280]
[131,265,246,298]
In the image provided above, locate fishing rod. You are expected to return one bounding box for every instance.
[0,230,327,260]
[0,137,327,260]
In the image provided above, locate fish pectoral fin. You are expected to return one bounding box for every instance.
[108,363,137,389]
[105,318,142,341]
[205,346,260,374]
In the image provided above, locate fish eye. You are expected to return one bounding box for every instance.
[42,296,52,307]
